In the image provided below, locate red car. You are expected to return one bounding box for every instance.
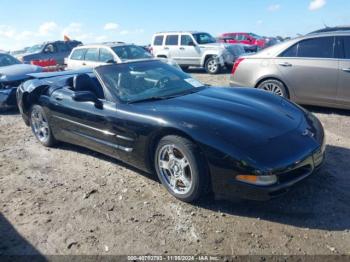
[219,32,267,49]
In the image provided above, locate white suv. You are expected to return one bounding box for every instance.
[151,31,237,74]
[66,43,153,70]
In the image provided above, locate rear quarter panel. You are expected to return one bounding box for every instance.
[231,57,297,99]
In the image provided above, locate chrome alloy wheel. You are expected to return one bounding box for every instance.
[260,82,284,96]
[207,59,219,73]
[31,107,50,143]
[157,144,193,195]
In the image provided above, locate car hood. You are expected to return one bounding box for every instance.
[147,88,304,150]
[0,64,43,82]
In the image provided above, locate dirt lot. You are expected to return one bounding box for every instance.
[0,70,349,257]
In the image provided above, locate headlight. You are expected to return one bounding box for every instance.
[0,74,6,80]
[236,174,277,186]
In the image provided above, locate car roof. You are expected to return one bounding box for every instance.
[308,26,350,34]
[307,30,350,37]
[74,42,134,49]
[154,31,203,35]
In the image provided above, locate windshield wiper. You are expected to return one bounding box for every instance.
[127,96,172,104]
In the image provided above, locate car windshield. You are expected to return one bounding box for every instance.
[0,54,21,67]
[26,44,44,54]
[111,45,153,61]
[95,60,206,103]
[250,33,263,39]
[192,33,217,44]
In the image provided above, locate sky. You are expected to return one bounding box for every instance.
[1,0,350,51]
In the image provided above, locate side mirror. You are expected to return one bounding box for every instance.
[72,91,103,108]
[105,59,116,64]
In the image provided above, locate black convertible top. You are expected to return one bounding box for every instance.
[27,68,93,79]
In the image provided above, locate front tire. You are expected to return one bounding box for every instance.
[154,135,208,203]
[30,105,56,147]
[205,56,221,74]
[257,79,289,98]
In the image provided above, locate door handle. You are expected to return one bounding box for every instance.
[82,62,86,66]
[278,62,292,67]
[164,47,169,50]
[179,47,185,50]
[342,68,350,72]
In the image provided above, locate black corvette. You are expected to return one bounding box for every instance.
[17,59,326,202]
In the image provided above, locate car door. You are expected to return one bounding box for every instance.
[67,48,87,70]
[99,48,116,64]
[337,36,350,107]
[82,48,100,68]
[55,42,69,65]
[164,34,180,61]
[41,43,58,62]
[49,77,128,159]
[275,36,339,105]
[172,34,201,66]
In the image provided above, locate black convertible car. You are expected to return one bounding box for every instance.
[17,59,326,202]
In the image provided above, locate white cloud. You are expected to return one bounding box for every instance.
[119,28,144,36]
[15,30,35,41]
[268,4,280,12]
[96,35,108,42]
[104,22,119,31]
[0,25,15,38]
[119,30,129,35]
[309,0,326,11]
[38,22,58,36]
[62,22,83,37]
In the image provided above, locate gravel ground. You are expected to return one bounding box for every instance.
[0,70,349,256]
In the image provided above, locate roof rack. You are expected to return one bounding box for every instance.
[308,26,350,34]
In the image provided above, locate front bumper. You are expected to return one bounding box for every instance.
[212,146,326,201]
[0,87,17,110]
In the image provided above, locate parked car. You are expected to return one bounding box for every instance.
[230,31,350,110]
[16,40,82,67]
[219,32,267,50]
[0,52,43,110]
[66,43,153,70]
[151,31,238,74]
[17,60,325,202]
[218,36,257,53]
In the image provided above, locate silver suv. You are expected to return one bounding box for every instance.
[230,31,350,110]
[151,31,244,74]
[66,43,153,70]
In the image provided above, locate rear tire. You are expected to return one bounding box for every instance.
[257,79,289,98]
[154,135,209,203]
[205,56,221,74]
[30,105,56,147]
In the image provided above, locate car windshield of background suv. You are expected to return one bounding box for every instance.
[0,54,21,67]
[192,33,217,44]
[26,44,44,54]
[111,45,152,61]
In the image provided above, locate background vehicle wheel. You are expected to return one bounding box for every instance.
[257,79,289,98]
[205,57,221,74]
[30,105,56,147]
[155,135,208,203]
[180,66,189,71]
